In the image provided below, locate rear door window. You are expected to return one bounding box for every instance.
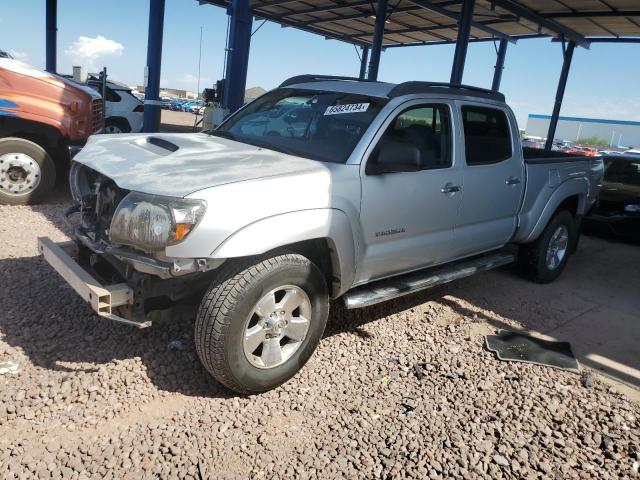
[461,106,512,165]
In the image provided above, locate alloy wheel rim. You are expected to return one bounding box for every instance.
[546,225,569,270]
[0,152,41,197]
[243,285,312,369]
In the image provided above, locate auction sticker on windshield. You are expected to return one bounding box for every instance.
[324,103,370,115]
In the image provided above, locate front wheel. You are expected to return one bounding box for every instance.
[195,253,329,394]
[518,209,576,283]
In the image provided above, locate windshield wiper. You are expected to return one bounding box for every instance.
[246,138,298,156]
[208,130,237,141]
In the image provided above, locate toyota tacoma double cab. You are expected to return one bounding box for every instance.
[39,75,604,393]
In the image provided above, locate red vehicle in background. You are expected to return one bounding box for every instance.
[0,54,103,204]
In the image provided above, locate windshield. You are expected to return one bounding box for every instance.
[214,88,388,163]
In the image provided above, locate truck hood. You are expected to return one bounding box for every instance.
[74,132,326,197]
[0,57,100,100]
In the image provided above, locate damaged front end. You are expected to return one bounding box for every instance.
[39,163,219,327]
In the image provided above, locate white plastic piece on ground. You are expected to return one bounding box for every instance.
[0,360,19,375]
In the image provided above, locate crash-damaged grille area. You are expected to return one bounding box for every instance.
[91,98,104,133]
[76,166,128,244]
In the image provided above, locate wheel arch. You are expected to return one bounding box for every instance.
[212,209,356,298]
[105,116,132,133]
[0,117,68,166]
[519,180,586,243]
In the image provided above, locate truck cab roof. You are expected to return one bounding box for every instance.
[279,75,505,103]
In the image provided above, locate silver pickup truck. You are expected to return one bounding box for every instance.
[39,76,603,393]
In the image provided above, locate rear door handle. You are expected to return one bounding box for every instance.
[506,177,521,185]
[441,183,461,194]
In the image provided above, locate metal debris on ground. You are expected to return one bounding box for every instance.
[485,330,579,371]
[0,361,19,375]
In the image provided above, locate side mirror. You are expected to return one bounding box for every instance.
[366,141,421,175]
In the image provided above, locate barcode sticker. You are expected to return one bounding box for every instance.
[324,103,370,115]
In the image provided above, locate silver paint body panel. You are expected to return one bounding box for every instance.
[72,81,603,296]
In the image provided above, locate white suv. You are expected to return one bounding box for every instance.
[89,79,144,134]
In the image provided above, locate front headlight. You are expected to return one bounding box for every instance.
[109,192,206,251]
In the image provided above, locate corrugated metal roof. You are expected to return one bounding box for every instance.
[199,0,640,47]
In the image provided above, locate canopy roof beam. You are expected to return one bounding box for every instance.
[408,0,513,41]
[490,0,590,48]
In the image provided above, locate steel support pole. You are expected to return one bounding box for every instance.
[545,41,576,150]
[450,0,475,85]
[359,46,370,80]
[142,0,166,133]
[223,0,253,113]
[45,0,57,73]
[491,39,508,91]
[367,0,388,81]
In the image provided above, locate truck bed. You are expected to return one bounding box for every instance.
[514,148,604,243]
[522,146,598,164]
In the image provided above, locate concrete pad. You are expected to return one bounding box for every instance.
[547,306,640,401]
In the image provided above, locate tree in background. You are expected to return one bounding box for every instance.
[577,136,610,148]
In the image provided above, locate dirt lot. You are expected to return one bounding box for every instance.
[1,193,639,479]
[160,109,202,133]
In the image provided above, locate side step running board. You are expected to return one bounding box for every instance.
[343,252,514,309]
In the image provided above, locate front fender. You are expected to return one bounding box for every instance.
[519,178,588,243]
[213,208,356,295]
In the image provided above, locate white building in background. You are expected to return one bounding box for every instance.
[525,114,640,148]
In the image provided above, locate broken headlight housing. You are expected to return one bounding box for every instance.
[109,192,206,251]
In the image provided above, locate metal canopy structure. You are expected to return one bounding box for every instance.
[42,0,640,139]
[199,0,640,48]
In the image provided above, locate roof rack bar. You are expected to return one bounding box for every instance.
[387,81,505,101]
[279,74,369,88]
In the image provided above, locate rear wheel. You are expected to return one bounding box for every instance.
[518,209,576,283]
[104,118,130,134]
[195,253,329,394]
[0,137,55,205]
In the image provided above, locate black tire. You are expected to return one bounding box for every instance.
[0,137,56,205]
[104,118,131,134]
[518,209,576,283]
[195,253,329,394]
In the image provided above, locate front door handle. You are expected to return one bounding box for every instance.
[506,177,521,185]
[441,183,461,194]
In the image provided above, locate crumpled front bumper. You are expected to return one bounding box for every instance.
[37,237,152,328]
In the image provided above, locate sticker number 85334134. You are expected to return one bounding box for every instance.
[324,103,370,115]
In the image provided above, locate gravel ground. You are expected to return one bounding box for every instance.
[1,197,639,479]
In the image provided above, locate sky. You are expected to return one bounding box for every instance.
[2,0,640,126]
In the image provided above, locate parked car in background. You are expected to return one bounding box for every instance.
[161,98,173,109]
[0,56,103,204]
[39,76,603,393]
[584,153,640,240]
[170,99,189,111]
[625,147,640,154]
[86,78,143,134]
[522,138,543,149]
[183,100,204,113]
